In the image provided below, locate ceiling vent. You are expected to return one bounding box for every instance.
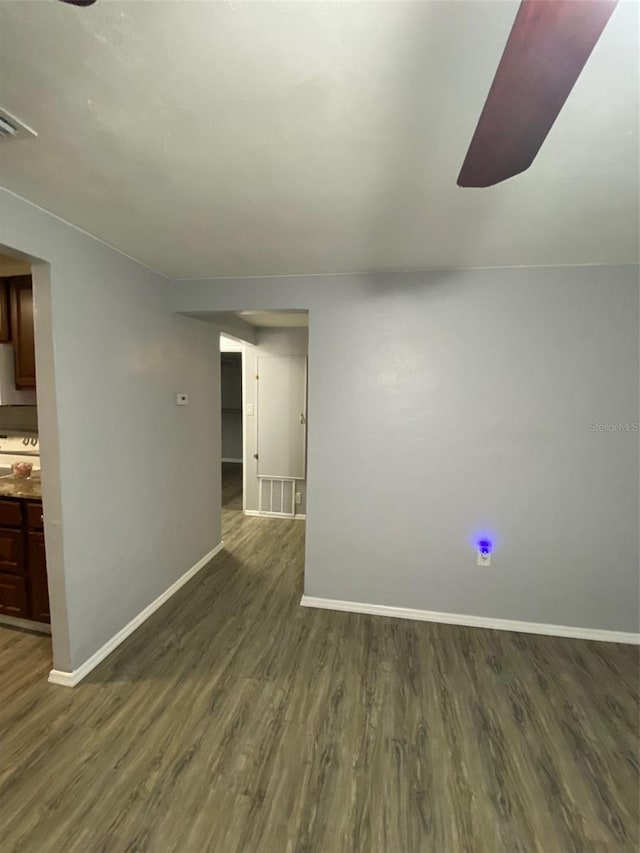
[0,108,37,141]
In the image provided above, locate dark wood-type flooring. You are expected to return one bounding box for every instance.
[1,507,638,852]
[222,462,243,510]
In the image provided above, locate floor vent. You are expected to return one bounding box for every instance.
[259,478,295,516]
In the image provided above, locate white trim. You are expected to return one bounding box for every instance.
[48,541,225,688]
[222,457,243,463]
[244,509,299,519]
[0,614,51,634]
[48,669,75,687]
[300,596,640,645]
[294,514,307,520]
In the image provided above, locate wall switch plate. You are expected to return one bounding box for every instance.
[295,492,302,505]
[246,403,254,416]
[176,393,189,406]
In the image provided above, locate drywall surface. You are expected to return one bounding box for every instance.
[0,405,38,433]
[1,188,221,671]
[243,328,308,515]
[174,265,640,634]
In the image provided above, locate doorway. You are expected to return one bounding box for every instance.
[0,246,53,670]
[220,340,244,512]
[214,313,309,521]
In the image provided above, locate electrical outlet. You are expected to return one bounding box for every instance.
[295,492,302,505]
[477,540,492,567]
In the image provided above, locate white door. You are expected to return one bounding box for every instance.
[257,356,307,479]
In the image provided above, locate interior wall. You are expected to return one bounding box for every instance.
[174,264,640,635]
[243,327,309,515]
[0,405,38,433]
[1,188,221,672]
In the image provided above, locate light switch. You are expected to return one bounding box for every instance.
[176,393,189,406]
[246,403,254,416]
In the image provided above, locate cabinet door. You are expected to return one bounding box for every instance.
[28,531,49,623]
[10,275,36,389]
[0,279,11,343]
[0,527,24,574]
[0,572,28,617]
[26,501,44,530]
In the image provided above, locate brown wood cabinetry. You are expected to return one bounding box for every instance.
[0,498,24,527]
[25,502,44,530]
[0,528,24,574]
[27,532,49,623]
[9,275,36,389]
[0,498,49,622]
[0,279,11,343]
[0,573,28,618]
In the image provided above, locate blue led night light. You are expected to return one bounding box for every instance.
[477,539,492,557]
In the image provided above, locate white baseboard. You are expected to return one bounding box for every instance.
[48,669,75,687]
[222,457,243,463]
[300,595,640,645]
[48,541,225,688]
[244,509,305,520]
[0,614,51,635]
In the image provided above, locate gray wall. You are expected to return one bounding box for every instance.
[1,189,221,671]
[174,265,640,634]
[243,327,309,515]
[0,405,38,433]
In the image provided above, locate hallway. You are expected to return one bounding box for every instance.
[221,461,243,510]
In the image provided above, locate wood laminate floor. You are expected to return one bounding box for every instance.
[222,462,243,510]
[1,510,638,852]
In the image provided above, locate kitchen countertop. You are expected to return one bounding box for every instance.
[0,475,42,500]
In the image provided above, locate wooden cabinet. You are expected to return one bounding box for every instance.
[0,498,24,527]
[0,498,49,623]
[28,532,49,623]
[25,502,44,530]
[9,275,36,389]
[0,279,11,343]
[0,528,24,574]
[0,572,28,618]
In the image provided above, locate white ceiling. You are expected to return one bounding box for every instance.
[0,1,637,279]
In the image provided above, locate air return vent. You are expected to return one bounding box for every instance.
[259,478,295,517]
[0,108,37,141]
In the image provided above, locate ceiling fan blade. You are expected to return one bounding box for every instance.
[57,0,97,6]
[457,0,618,188]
